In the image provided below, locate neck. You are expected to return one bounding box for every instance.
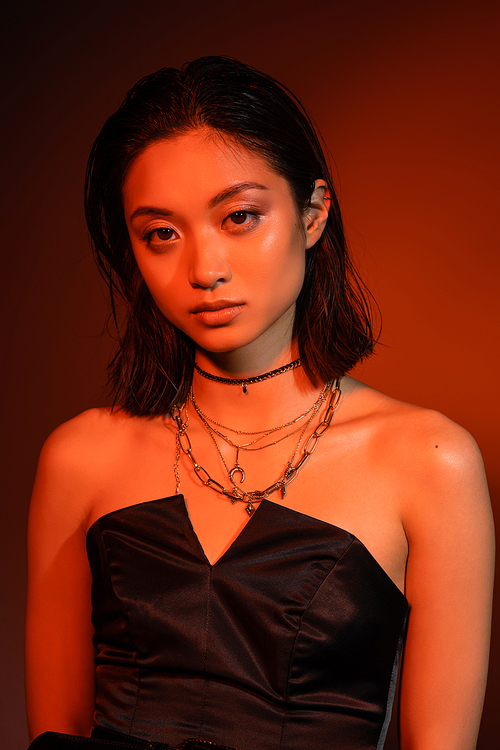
[195,333,299,377]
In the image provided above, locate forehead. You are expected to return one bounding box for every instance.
[122,128,292,208]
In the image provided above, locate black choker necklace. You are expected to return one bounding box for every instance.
[194,359,302,394]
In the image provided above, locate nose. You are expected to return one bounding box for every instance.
[187,233,232,290]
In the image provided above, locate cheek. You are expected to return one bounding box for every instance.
[134,251,180,298]
[254,226,306,289]
[133,258,185,326]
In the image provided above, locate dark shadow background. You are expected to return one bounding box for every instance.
[1,1,498,748]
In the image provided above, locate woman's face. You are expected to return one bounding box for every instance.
[123,129,319,359]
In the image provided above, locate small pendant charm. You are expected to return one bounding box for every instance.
[229,465,246,484]
[230,487,244,505]
[245,501,255,516]
[242,383,248,394]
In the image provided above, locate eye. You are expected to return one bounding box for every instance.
[222,210,260,231]
[230,211,250,225]
[141,226,176,247]
[151,227,175,241]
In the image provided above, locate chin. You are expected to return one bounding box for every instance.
[188,328,262,356]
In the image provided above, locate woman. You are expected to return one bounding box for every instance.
[26,57,494,750]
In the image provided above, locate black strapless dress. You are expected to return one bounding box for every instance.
[86,495,409,750]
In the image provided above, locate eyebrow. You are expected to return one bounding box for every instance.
[207,181,269,208]
[130,206,173,221]
[129,182,269,222]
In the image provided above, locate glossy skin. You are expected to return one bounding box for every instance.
[123,130,317,368]
[26,130,494,749]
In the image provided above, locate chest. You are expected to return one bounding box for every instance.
[89,418,408,594]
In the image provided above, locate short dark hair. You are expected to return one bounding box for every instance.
[85,56,377,415]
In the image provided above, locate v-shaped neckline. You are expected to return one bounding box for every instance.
[88,494,407,601]
[180,493,265,568]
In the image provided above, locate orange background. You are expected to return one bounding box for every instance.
[1,1,498,748]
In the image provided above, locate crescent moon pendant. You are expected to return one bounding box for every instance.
[230,466,246,484]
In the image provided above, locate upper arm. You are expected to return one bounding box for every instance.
[398,416,494,750]
[25,417,99,740]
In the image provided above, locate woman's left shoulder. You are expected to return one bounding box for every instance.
[345,377,490,517]
[349,377,482,464]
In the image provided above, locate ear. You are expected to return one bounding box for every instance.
[303,179,330,249]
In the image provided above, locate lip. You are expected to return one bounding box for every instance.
[190,299,245,313]
[190,299,245,326]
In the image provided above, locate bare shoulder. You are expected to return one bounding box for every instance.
[346,378,492,530]
[32,407,161,528]
[39,406,164,470]
[42,406,138,450]
[347,377,485,468]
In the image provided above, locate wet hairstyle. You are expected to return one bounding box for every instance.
[85,55,376,415]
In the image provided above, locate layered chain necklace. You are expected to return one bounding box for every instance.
[171,377,342,516]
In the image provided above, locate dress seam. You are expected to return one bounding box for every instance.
[98,522,141,736]
[278,536,358,749]
[198,566,213,740]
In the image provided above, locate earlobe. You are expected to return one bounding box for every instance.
[304,179,330,249]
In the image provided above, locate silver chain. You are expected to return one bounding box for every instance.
[198,392,323,496]
[171,379,341,515]
[189,385,324,437]
[189,381,330,451]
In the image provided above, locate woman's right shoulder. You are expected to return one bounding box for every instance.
[39,407,136,471]
[32,408,152,527]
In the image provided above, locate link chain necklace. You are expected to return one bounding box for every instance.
[199,395,323,494]
[171,378,341,516]
[189,382,331,486]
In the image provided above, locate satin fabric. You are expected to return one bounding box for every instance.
[86,495,409,750]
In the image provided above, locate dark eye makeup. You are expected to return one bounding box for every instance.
[141,227,175,245]
[139,207,263,250]
[222,208,262,230]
